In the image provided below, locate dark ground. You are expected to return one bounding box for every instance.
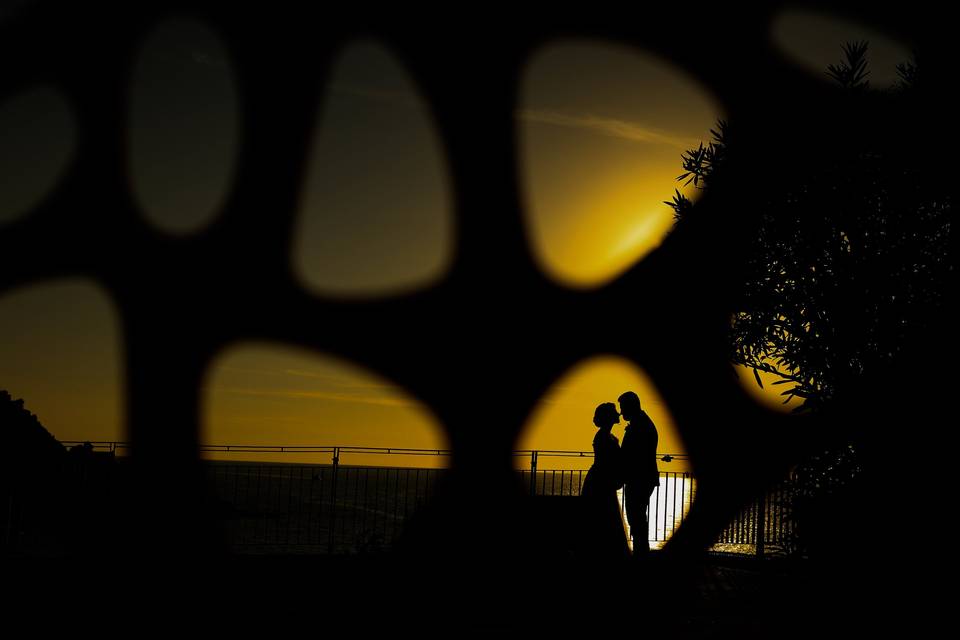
[2,550,942,636]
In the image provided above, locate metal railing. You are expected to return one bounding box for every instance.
[712,477,797,557]
[6,443,796,557]
[58,442,454,459]
[519,468,697,550]
[208,462,444,554]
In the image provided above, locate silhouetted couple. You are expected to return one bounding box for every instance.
[580,391,659,560]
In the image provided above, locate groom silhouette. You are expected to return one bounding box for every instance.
[618,391,660,554]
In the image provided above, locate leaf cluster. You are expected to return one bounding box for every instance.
[826,41,871,90]
[668,42,951,413]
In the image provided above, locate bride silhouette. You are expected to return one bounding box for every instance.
[579,402,630,559]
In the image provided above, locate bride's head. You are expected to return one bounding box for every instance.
[593,402,620,430]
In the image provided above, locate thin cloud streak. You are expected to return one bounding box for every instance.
[319,86,702,150]
[222,387,417,409]
[223,366,402,393]
[221,365,284,377]
[281,369,397,391]
[518,109,699,149]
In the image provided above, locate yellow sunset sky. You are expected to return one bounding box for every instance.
[0,13,909,469]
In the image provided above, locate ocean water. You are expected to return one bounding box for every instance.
[206,461,441,554]
[204,462,785,555]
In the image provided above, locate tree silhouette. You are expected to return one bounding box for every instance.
[669,42,951,415]
[665,42,951,560]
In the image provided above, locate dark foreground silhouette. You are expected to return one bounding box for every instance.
[0,3,953,635]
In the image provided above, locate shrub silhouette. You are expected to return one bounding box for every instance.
[669,42,950,414]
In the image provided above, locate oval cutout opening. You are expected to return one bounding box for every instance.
[203,343,450,554]
[129,17,239,234]
[520,42,723,288]
[772,8,913,89]
[517,355,690,550]
[294,41,453,299]
[0,87,76,225]
[0,278,125,443]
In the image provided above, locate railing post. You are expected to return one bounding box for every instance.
[5,488,13,551]
[756,492,766,559]
[328,447,340,554]
[529,451,538,496]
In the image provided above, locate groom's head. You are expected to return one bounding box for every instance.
[618,391,641,422]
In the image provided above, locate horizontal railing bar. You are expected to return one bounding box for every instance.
[60,441,128,448]
[60,441,689,460]
[208,447,452,456]
[59,442,454,456]
[513,450,690,461]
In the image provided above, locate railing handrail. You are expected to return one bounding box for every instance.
[59,442,452,456]
[59,441,689,460]
[513,449,689,461]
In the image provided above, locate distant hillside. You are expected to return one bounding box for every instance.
[1,389,66,468]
